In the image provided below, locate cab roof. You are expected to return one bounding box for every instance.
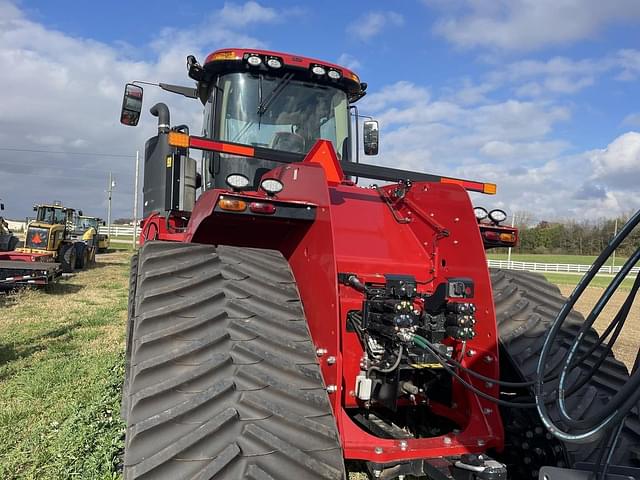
[203,48,366,102]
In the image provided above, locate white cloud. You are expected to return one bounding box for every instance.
[336,53,361,71]
[589,131,640,189]
[0,1,278,219]
[427,0,640,52]
[349,11,404,41]
[616,49,640,80]
[218,1,278,26]
[622,113,640,128]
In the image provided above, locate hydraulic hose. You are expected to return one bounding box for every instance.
[535,209,640,444]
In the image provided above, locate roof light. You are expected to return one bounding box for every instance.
[225,174,250,191]
[246,55,262,66]
[327,69,341,80]
[474,207,488,221]
[260,178,284,195]
[489,209,507,224]
[218,197,247,212]
[311,65,326,76]
[266,58,282,69]
[210,51,240,61]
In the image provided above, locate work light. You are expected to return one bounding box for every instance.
[260,178,284,195]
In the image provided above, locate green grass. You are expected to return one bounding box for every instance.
[542,272,635,290]
[487,252,628,267]
[0,253,130,479]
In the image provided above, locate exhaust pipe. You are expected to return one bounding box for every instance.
[150,103,170,134]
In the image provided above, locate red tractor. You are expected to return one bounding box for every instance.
[119,49,639,479]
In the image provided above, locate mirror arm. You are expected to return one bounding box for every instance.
[158,83,198,99]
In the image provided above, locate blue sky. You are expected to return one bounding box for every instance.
[1,0,639,222]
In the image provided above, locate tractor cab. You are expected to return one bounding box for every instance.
[120,48,378,218]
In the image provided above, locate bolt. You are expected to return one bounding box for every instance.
[443,436,452,445]
[326,385,337,393]
[522,442,529,450]
[467,349,476,357]
[327,356,336,365]
[349,390,356,397]
[525,430,534,438]
[399,440,408,451]
[454,217,460,222]
[453,240,459,245]
[452,429,461,435]
[374,447,383,455]
[485,381,494,388]
[483,408,493,415]
[316,348,327,357]
[477,439,486,447]
[483,355,494,364]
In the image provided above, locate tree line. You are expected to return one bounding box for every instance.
[510,212,639,256]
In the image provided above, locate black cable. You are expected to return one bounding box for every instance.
[535,208,640,446]
[414,337,537,408]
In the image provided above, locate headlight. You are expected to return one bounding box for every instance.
[246,55,262,66]
[260,178,284,195]
[474,207,489,221]
[489,209,507,224]
[266,57,282,69]
[327,69,341,80]
[311,65,326,76]
[226,173,250,190]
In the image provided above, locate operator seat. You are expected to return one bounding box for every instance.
[270,131,305,153]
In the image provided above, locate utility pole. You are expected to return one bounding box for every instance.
[132,150,140,249]
[612,218,618,272]
[107,172,116,239]
[507,213,516,267]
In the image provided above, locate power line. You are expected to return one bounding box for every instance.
[0,147,135,158]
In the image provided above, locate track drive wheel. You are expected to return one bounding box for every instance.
[59,242,76,273]
[122,241,345,480]
[491,269,640,479]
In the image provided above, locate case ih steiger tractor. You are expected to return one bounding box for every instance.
[119,49,639,479]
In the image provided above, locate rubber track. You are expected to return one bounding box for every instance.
[122,241,345,480]
[492,269,640,468]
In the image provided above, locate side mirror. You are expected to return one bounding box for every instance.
[102,221,106,226]
[78,210,83,216]
[363,120,379,156]
[0,203,4,211]
[33,205,37,212]
[120,83,144,126]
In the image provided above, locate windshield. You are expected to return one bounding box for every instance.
[216,72,350,158]
[78,217,98,229]
[36,207,66,224]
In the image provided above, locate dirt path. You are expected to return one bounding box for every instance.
[559,285,639,368]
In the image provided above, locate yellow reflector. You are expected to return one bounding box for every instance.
[499,233,516,242]
[348,72,360,83]
[168,131,189,148]
[218,198,246,212]
[483,183,497,195]
[166,156,172,168]
[210,51,240,61]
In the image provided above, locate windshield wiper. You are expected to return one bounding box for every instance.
[257,72,294,116]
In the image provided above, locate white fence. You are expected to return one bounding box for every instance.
[487,259,640,276]
[99,225,141,237]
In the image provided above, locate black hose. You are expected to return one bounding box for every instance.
[535,209,640,445]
